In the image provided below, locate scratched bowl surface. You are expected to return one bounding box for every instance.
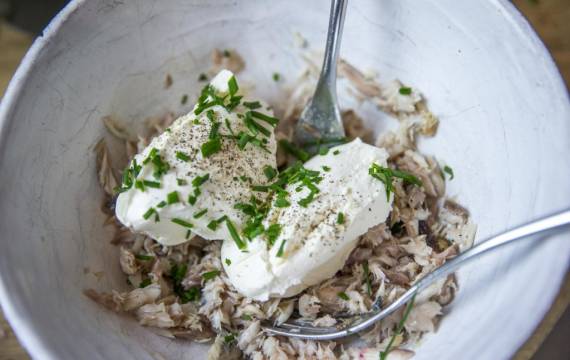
[0,0,569,359]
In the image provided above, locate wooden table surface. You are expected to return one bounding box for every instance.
[0,1,568,359]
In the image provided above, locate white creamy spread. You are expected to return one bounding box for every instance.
[221,139,393,300]
[116,70,277,245]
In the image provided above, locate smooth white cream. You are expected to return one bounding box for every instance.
[116,70,277,245]
[222,139,393,300]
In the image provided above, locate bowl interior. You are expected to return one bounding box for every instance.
[0,0,569,359]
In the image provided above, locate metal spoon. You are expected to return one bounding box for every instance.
[263,209,570,340]
[294,0,348,151]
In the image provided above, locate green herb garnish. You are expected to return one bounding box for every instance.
[322,165,331,172]
[176,151,190,162]
[202,270,221,281]
[207,216,227,231]
[171,218,194,228]
[443,165,454,180]
[399,86,412,95]
[192,174,210,187]
[226,218,246,250]
[272,72,280,82]
[276,240,286,257]
[369,163,422,200]
[263,165,277,180]
[225,258,231,266]
[265,224,282,246]
[142,207,159,222]
[201,138,222,157]
[177,178,187,186]
[181,94,188,105]
[139,278,152,288]
[224,334,235,344]
[143,180,161,188]
[193,209,208,218]
[167,191,180,204]
[157,201,167,208]
[278,139,310,162]
[380,293,417,360]
[135,254,154,261]
[243,101,262,110]
[337,292,349,301]
[228,75,239,96]
[241,314,252,321]
[274,196,291,208]
[250,111,279,127]
[337,212,345,224]
[333,149,340,155]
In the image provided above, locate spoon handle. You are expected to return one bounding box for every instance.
[320,0,348,89]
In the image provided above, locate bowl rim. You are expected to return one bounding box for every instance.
[0,0,568,359]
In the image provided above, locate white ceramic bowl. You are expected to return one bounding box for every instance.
[0,0,569,359]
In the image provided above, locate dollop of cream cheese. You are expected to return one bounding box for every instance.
[116,70,277,246]
[221,138,393,301]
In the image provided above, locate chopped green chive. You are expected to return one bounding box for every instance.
[318,146,329,156]
[135,254,154,261]
[143,180,161,188]
[228,75,239,96]
[399,86,412,95]
[201,138,222,157]
[362,261,372,296]
[265,223,282,246]
[157,201,167,208]
[167,191,180,204]
[177,178,188,186]
[380,293,417,360]
[181,94,189,105]
[337,212,345,224]
[272,72,280,82]
[274,196,291,208]
[188,195,197,205]
[139,278,152,288]
[185,229,192,239]
[202,270,221,281]
[243,101,262,110]
[225,258,232,266]
[369,163,422,200]
[333,150,340,155]
[224,334,235,344]
[322,165,331,172]
[176,151,190,162]
[193,209,208,219]
[241,314,252,321]
[250,111,279,127]
[263,165,277,181]
[443,165,454,180]
[276,240,286,257]
[192,174,210,187]
[278,139,310,162]
[226,218,246,249]
[337,292,349,301]
[134,180,145,191]
[223,49,231,57]
[142,208,159,222]
[171,218,194,228]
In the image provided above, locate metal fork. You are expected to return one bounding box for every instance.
[294,0,348,150]
[263,209,570,340]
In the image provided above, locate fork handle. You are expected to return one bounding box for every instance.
[265,209,570,340]
[319,0,348,90]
